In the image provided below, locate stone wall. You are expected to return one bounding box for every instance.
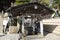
[9,26,19,34]
[0,14,3,34]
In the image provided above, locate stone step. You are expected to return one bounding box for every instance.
[21,35,44,40]
[53,26,60,33]
[53,29,60,32]
[43,18,60,25]
[54,26,60,29]
[53,31,60,35]
[25,35,43,39]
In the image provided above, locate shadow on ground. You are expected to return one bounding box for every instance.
[44,25,57,36]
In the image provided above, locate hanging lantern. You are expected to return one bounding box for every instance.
[34,5,38,9]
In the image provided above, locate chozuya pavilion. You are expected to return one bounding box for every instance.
[4,0,54,38]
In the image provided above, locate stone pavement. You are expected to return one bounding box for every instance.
[0,34,19,40]
[25,33,60,40]
[45,33,60,40]
[0,33,60,40]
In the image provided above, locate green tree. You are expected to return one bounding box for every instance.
[51,0,60,17]
[15,0,30,5]
[53,0,60,9]
[38,0,51,7]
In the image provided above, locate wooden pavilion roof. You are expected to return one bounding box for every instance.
[7,2,54,17]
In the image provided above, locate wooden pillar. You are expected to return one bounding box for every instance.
[40,21,43,36]
[2,10,4,17]
[11,2,14,7]
[17,21,20,29]
[22,16,24,34]
[22,16,25,35]
[17,16,20,30]
[32,19,35,34]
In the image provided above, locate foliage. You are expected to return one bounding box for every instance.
[15,0,30,5]
[52,0,60,8]
[42,0,50,5]
[52,0,60,17]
